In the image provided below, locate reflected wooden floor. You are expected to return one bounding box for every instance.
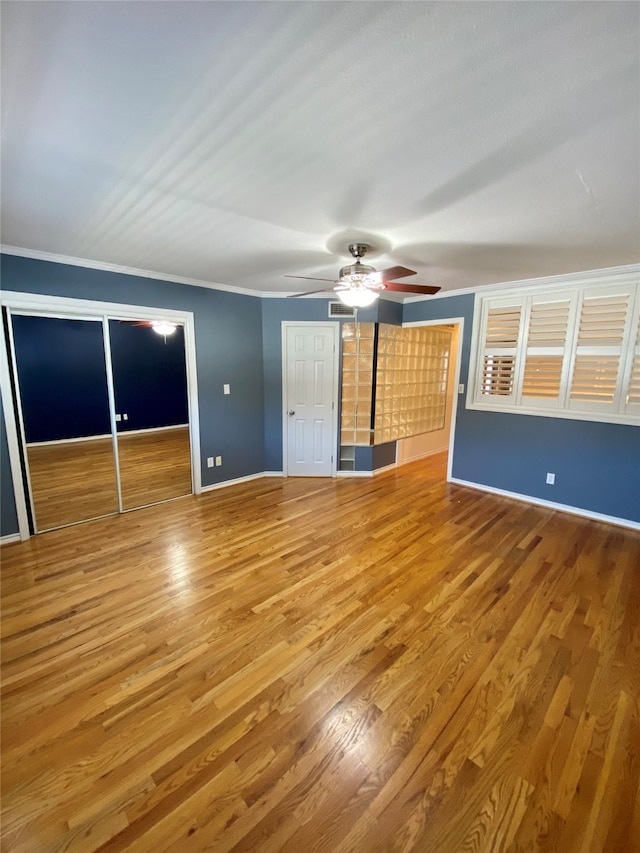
[26,427,192,530]
[27,438,118,530]
[118,426,192,510]
[2,453,639,852]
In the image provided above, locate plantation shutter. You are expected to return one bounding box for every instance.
[476,299,522,405]
[567,286,633,415]
[520,296,573,408]
[623,301,640,418]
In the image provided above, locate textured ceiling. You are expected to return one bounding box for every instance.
[1,1,639,297]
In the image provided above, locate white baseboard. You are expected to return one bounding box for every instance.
[264,471,285,477]
[449,477,640,531]
[373,462,397,475]
[336,470,373,478]
[201,472,271,492]
[397,446,448,466]
[1,533,21,545]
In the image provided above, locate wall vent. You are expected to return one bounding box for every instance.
[328,301,355,318]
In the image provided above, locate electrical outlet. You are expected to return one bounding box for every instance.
[223,384,230,395]
[546,472,555,485]
[115,414,122,422]
[215,455,222,466]
[207,457,214,468]
[458,384,465,394]
[123,413,128,421]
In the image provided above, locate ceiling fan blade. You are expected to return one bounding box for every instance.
[368,265,417,283]
[288,286,341,297]
[381,282,441,294]
[284,275,338,283]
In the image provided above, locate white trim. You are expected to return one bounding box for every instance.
[372,462,396,476]
[4,247,637,304]
[117,423,190,438]
[395,445,448,466]
[402,263,640,303]
[27,433,112,447]
[0,292,201,540]
[2,309,35,538]
[1,289,191,322]
[281,322,339,478]
[402,317,465,484]
[102,317,124,515]
[449,477,640,531]
[201,472,268,492]
[25,424,190,447]
[0,318,30,540]
[1,534,22,545]
[465,402,640,426]
[264,471,285,477]
[336,470,373,478]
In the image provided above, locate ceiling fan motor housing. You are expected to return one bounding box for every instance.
[339,262,376,280]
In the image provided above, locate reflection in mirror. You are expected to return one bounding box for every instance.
[109,320,192,510]
[11,315,118,531]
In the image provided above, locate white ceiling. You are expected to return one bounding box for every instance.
[1,1,639,298]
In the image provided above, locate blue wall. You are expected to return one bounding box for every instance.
[109,321,188,432]
[12,315,111,442]
[403,292,640,524]
[1,253,265,536]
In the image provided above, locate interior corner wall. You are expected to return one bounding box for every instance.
[0,253,266,537]
[402,292,640,525]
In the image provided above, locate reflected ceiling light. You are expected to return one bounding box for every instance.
[151,321,178,336]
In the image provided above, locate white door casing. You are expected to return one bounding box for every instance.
[283,323,338,477]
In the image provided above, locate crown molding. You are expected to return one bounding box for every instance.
[402,263,640,303]
[3,245,636,303]
[0,245,267,298]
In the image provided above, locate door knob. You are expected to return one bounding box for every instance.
[288,410,296,416]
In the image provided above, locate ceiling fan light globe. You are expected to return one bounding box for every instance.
[338,288,379,308]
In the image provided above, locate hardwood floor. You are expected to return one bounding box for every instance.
[2,453,639,852]
[26,427,192,531]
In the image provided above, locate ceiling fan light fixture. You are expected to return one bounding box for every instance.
[337,287,379,308]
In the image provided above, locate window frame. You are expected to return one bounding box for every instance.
[466,268,640,427]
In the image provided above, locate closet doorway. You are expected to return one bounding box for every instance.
[1,292,200,538]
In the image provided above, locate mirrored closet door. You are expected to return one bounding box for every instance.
[109,319,192,510]
[10,314,119,532]
[8,311,194,534]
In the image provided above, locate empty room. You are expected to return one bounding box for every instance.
[1,2,639,851]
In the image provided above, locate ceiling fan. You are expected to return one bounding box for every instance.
[285,243,441,306]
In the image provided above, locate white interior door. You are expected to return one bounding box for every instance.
[284,323,338,476]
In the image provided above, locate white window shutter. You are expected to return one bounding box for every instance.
[476,300,522,404]
[520,296,574,408]
[567,286,634,415]
[622,298,640,418]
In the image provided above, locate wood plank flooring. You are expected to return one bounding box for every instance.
[2,453,639,852]
[26,427,192,531]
